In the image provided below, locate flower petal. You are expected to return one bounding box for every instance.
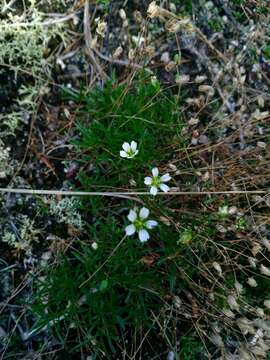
[150,186,158,196]
[145,220,158,229]
[139,207,149,219]
[127,209,137,222]
[152,167,159,177]
[138,229,150,243]
[160,173,171,182]
[144,177,152,185]
[120,150,128,158]
[125,224,136,236]
[159,183,170,192]
[122,142,130,152]
[131,141,137,152]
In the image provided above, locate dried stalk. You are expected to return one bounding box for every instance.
[0,188,268,197]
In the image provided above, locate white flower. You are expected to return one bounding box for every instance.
[120,141,138,159]
[264,300,270,309]
[260,264,270,277]
[125,207,158,243]
[144,167,171,196]
[218,205,229,216]
[247,277,257,287]
[96,21,107,38]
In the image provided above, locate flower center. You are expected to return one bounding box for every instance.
[151,176,161,187]
[134,219,145,230]
[127,149,134,156]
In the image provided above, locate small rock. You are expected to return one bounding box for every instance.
[161,52,170,63]
[195,75,207,83]
[188,117,199,126]
[198,135,209,144]
[175,74,190,84]
[191,137,198,146]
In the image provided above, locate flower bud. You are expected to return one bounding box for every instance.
[213,262,222,276]
[119,9,126,20]
[227,295,239,311]
[260,264,270,277]
[147,1,163,19]
[263,300,270,309]
[247,277,257,287]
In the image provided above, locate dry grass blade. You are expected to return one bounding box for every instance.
[83,0,107,81]
[0,188,269,196]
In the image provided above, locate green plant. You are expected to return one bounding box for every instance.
[179,333,204,359]
[262,45,270,59]
[30,189,239,357]
[96,0,110,4]
[174,0,193,14]
[30,215,181,355]
[64,73,184,190]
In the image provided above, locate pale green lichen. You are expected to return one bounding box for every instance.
[2,216,40,253]
[0,140,11,178]
[0,8,69,76]
[0,112,21,137]
[49,197,83,228]
[2,231,17,248]
[0,5,70,144]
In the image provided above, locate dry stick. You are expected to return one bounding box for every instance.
[160,8,229,63]
[0,12,80,27]
[0,310,26,360]
[83,0,107,80]
[8,96,43,186]
[0,188,268,197]
[93,48,144,70]
[194,27,228,63]
[1,0,17,14]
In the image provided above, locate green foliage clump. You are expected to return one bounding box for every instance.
[30,194,223,356]
[31,216,179,355]
[65,74,184,189]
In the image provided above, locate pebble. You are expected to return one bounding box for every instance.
[198,135,209,144]
[188,117,199,126]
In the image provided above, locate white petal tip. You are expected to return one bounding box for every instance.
[127,209,137,222]
[146,220,158,229]
[125,224,136,236]
[139,207,150,219]
[120,151,127,158]
[131,141,137,151]
[144,177,152,186]
[160,184,170,193]
[150,186,158,196]
[138,229,150,243]
[152,167,159,177]
[160,173,171,182]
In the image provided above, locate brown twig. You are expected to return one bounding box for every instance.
[83,0,107,81]
[8,96,43,186]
